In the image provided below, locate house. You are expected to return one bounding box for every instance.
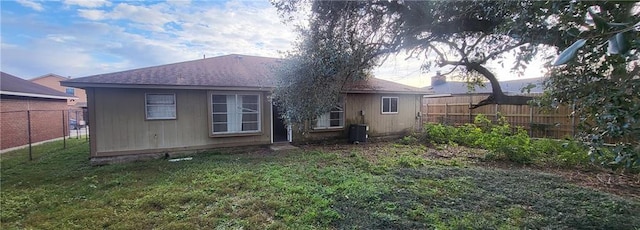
[425,73,545,97]
[31,73,88,126]
[61,54,429,161]
[293,77,429,143]
[30,73,88,107]
[1,72,76,150]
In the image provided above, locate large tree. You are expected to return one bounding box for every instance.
[272,0,568,125]
[273,0,640,168]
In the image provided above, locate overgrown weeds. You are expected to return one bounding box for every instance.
[409,114,631,171]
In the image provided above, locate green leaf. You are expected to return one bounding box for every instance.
[607,32,628,55]
[588,8,609,31]
[607,22,629,27]
[565,28,580,37]
[553,39,587,66]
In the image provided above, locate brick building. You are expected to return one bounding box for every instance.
[30,73,87,107]
[1,72,76,150]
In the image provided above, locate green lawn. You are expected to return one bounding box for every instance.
[1,139,639,229]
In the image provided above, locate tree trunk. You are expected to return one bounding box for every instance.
[466,62,533,109]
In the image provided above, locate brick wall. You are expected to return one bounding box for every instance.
[31,75,88,105]
[1,96,72,150]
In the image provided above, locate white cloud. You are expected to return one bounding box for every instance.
[78,9,107,20]
[109,3,175,26]
[46,34,76,43]
[16,0,44,11]
[63,0,111,8]
[166,0,191,7]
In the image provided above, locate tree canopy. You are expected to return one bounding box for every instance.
[544,1,640,168]
[273,0,640,167]
[273,0,568,123]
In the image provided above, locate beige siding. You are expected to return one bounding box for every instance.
[295,93,422,142]
[346,94,421,136]
[90,88,272,157]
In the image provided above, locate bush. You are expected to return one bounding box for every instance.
[532,138,590,167]
[422,123,457,145]
[416,114,593,165]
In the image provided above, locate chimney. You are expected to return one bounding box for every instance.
[431,71,446,86]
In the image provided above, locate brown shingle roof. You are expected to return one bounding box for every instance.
[1,72,73,99]
[63,54,281,89]
[62,54,429,94]
[344,78,431,94]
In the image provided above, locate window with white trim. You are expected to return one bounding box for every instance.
[381,97,398,114]
[145,93,176,119]
[211,94,261,134]
[313,106,344,129]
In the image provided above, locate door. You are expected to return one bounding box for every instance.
[271,103,289,142]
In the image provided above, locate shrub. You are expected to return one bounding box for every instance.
[422,123,457,144]
[532,138,590,167]
[409,114,597,167]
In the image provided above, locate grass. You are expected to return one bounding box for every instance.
[1,139,639,229]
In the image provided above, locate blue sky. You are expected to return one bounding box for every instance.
[1,0,297,78]
[1,0,545,87]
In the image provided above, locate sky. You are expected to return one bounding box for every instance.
[1,0,547,88]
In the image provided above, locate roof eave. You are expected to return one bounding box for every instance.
[60,82,275,92]
[0,90,77,100]
[344,90,432,95]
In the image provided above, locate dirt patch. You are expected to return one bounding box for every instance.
[546,168,640,200]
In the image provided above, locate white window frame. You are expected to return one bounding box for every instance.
[209,92,262,135]
[145,93,176,120]
[313,106,345,130]
[381,96,399,114]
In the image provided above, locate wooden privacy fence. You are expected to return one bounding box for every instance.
[422,94,576,139]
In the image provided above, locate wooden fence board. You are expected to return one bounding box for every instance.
[422,94,575,139]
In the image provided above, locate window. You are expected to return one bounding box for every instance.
[211,94,261,134]
[65,88,75,96]
[382,97,398,114]
[313,106,344,129]
[145,94,176,120]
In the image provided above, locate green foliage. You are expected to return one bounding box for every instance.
[421,123,457,145]
[553,39,586,65]
[416,114,600,166]
[546,1,640,169]
[422,115,535,164]
[532,138,590,167]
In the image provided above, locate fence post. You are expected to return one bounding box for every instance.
[529,105,534,137]
[468,103,473,123]
[62,110,66,149]
[75,110,80,139]
[494,104,499,122]
[27,110,32,161]
[85,108,89,141]
[425,104,429,123]
[571,102,576,137]
[444,103,449,124]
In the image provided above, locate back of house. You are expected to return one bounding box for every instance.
[62,54,429,162]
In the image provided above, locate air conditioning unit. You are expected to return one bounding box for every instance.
[349,124,367,144]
